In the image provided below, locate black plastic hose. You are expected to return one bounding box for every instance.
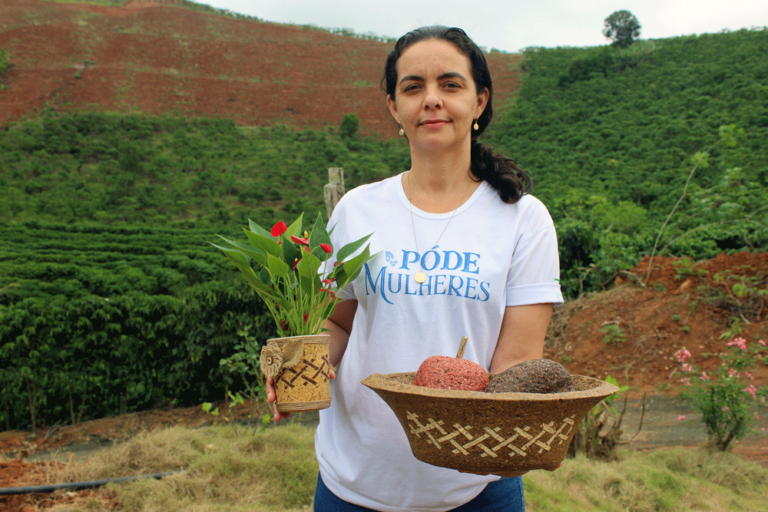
[0,470,183,495]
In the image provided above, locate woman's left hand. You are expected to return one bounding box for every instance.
[461,462,562,479]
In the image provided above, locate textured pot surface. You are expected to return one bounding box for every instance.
[272,334,331,412]
[361,373,619,473]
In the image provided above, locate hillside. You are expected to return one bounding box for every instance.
[0,0,522,136]
[0,2,766,434]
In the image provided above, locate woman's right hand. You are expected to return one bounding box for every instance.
[266,376,290,422]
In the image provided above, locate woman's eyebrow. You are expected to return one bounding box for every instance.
[398,72,467,84]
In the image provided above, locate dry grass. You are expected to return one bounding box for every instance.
[525,448,768,512]
[34,424,768,512]
[47,424,317,512]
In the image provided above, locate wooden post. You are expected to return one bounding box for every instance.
[324,168,345,220]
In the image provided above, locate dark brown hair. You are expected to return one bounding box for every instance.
[383,26,532,204]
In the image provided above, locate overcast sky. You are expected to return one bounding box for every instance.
[198,0,768,53]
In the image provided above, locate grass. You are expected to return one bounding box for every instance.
[40,425,767,512]
[525,449,767,511]
[48,424,317,512]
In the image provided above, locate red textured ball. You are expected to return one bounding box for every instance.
[414,356,489,391]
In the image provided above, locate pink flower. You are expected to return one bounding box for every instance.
[320,243,332,254]
[744,371,754,380]
[700,372,710,381]
[677,415,686,422]
[755,413,760,420]
[744,384,757,399]
[271,221,288,237]
[290,235,309,246]
[728,368,739,378]
[681,363,693,373]
[759,339,766,347]
[726,337,748,351]
[674,348,692,363]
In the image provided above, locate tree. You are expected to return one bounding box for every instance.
[603,10,641,48]
[339,113,360,138]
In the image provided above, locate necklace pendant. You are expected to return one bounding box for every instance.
[414,272,427,284]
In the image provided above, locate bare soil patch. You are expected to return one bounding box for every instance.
[0,0,521,137]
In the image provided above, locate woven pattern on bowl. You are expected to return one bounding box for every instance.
[361,372,619,473]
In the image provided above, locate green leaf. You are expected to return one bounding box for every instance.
[248,219,273,239]
[336,247,375,287]
[336,233,373,263]
[243,229,281,258]
[297,252,322,295]
[211,243,250,266]
[285,213,305,238]
[258,267,271,285]
[308,212,332,252]
[267,254,291,281]
[216,236,267,265]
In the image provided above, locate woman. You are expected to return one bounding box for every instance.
[269,26,564,511]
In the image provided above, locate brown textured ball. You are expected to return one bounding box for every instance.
[485,359,574,394]
[414,356,489,391]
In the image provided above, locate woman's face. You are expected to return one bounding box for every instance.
[387,39,488,153]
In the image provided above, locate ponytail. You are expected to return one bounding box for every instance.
[471,140,532,204]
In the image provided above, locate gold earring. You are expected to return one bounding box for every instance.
[473,120,480,131]
[398,125,404,136]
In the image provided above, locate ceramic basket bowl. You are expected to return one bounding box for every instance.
[361,372,619,474]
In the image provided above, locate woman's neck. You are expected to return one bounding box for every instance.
[404,151,479,214]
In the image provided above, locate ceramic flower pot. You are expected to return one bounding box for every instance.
[262,334,332,412]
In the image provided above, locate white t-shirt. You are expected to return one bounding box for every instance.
[315,173,563,511]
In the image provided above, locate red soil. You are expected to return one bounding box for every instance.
[0,0,522,137]
[552,251,768,396]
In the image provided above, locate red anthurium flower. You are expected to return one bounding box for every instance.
[320,288,336,299]
[320,243,332,254]
[271,221,288,237]
[322,278,335,284]
[303,313,309,323]
[303,246,310,253]
[292,258,301,270]
[290,236,310,246]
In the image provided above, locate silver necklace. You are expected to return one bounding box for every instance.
[406,172,473,284]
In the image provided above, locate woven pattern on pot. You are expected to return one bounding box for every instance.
[406,412,576,458]
[275,355,331,389]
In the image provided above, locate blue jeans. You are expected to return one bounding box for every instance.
[314,472,525,512]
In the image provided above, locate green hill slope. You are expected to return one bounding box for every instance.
[1,29,767,429]
[484,29,767,295]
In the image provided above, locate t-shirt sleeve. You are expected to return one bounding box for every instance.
[505,201,564,307]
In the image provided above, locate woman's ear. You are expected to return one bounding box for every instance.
[386,94,400,125]
[476,88,490,119]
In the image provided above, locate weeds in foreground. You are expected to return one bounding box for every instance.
[40,423,768,512]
